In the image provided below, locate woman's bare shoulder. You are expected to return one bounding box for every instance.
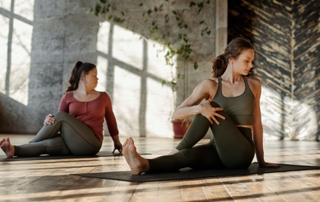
[246,77,261,95]
[201,78,218,87]
[247,77,261,86]
[198,79,219,98]
[247,76,260,83]
[196,79,218,92]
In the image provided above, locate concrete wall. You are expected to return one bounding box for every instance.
[0,0,224,138]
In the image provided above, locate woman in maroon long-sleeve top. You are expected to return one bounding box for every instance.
[0,61,122,157]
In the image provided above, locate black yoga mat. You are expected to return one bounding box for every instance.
[0,151,152,161]
[73,163,320,182]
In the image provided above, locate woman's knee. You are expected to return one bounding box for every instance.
[54,111,68,117]
[210,102,221,108]
[54,111,73,120]
[195,113,209,121]
[193,103,221,121]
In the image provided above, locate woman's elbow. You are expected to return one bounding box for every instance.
[172,111,179,120]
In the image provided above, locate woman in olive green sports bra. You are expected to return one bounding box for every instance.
[122,38,279,175]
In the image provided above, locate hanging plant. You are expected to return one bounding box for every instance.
[92,0,212,71]
[92,0,213,132]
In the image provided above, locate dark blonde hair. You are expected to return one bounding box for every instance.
[66,61,96,92]
[211,38,254,78]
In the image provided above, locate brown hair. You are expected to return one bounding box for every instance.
[66,61,96,92]
[211,38,254,78]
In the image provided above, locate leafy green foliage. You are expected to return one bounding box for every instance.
[92,0,211,89]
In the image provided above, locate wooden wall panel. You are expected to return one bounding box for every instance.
[228,0,320,140]
[292,0,320,140]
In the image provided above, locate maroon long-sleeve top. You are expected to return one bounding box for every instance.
[58,91,119,141]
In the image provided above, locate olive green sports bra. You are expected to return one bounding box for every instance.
[213,77,255,125]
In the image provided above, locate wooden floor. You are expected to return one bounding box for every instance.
[1,134,320,202]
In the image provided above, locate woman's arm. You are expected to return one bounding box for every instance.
[44,92,70,126]
[58,93,69,112]
[173,79,225,124]
[104,93,119,136]
[251,78,279,167]
[251,78,265,164]
[111,135,122,153]
[104,93,122,152]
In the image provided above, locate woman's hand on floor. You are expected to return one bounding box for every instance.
[112,140,123,153]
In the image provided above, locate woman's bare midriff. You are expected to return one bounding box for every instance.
[236,125,253,129]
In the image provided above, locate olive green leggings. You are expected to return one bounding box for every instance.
[14,111,102,157]
[148,102,255,172]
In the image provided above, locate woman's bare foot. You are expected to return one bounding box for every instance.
[0,137,15,158]
[122,137,149,175]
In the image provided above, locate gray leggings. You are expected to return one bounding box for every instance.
[14,111,102,157]
[148,102,255,172]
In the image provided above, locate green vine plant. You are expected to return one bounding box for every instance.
[92,0,212,71]
[92,0,212,124]
[92,0,212,115]
[146,1,211,71]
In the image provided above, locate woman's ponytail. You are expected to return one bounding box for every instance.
[66,61,96,92]
[210,38,254,78]
[211,54,228,78]
[66,61,83,92]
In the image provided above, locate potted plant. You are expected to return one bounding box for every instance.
[164,61,193,139]
[172,118,192,139]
